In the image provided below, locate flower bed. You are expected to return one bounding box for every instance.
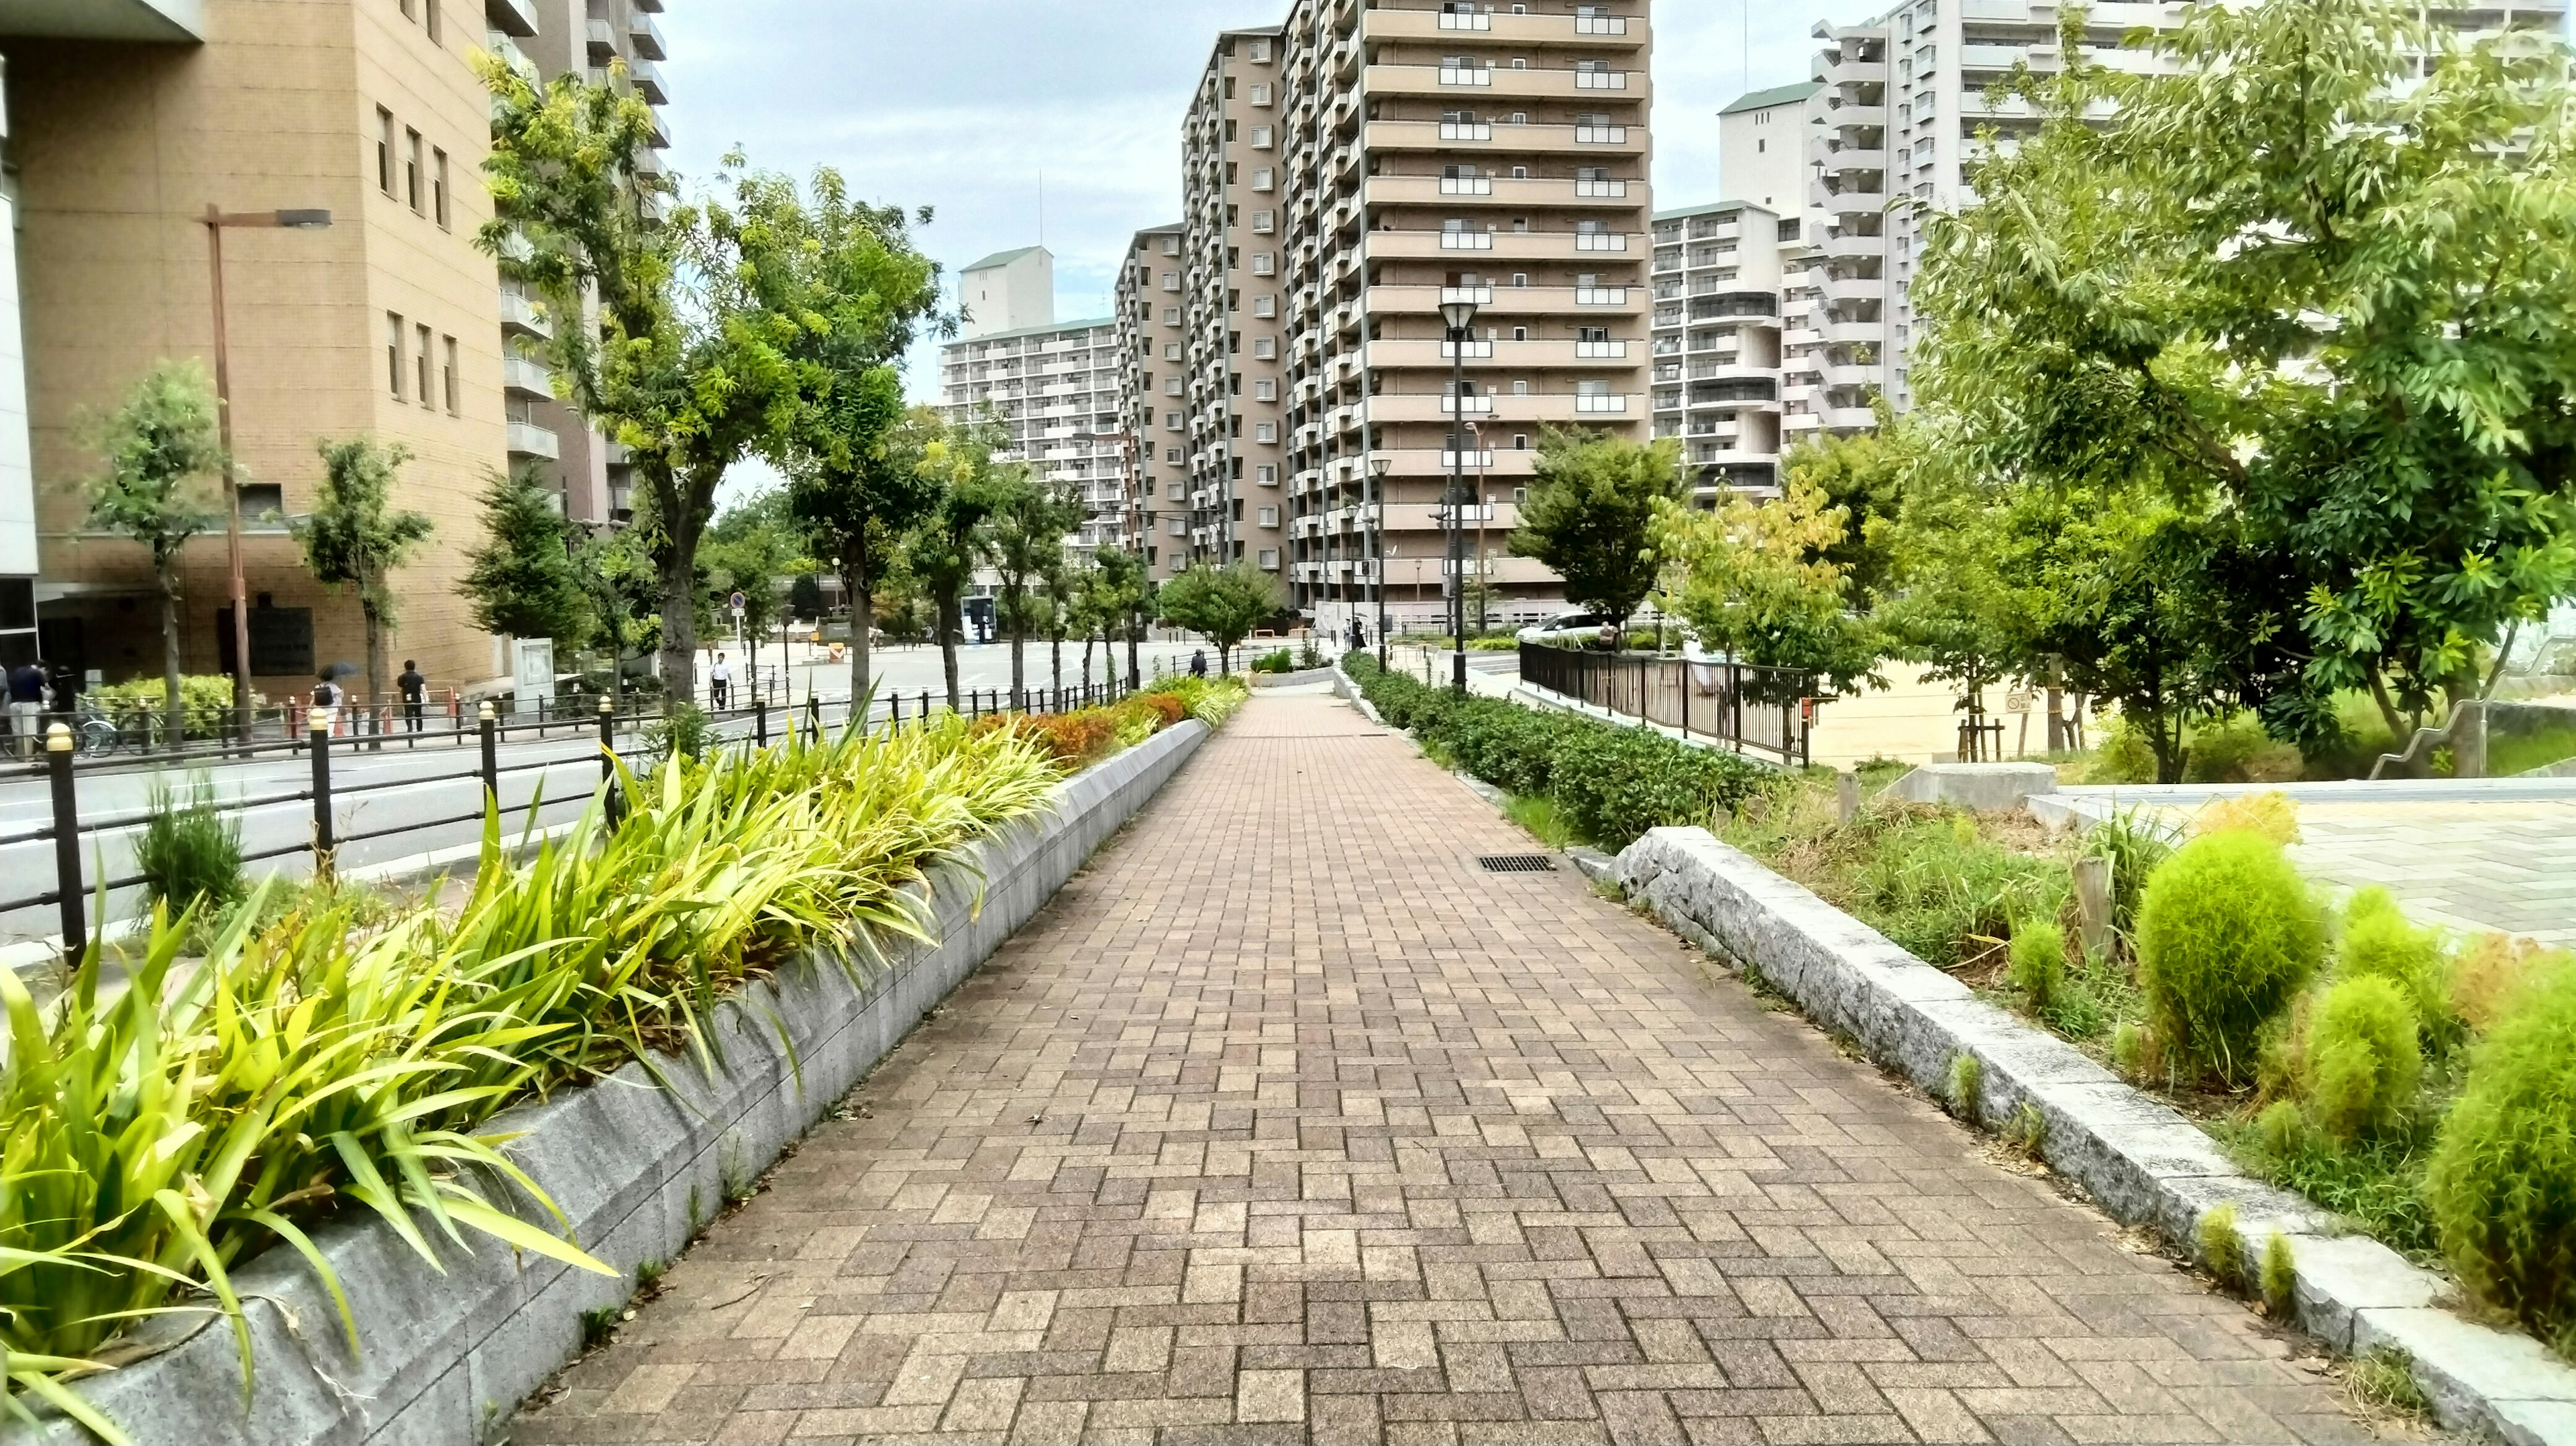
[0,689,1219,1443]
[1723,769,2576,1363]
[1340,653,1764,850]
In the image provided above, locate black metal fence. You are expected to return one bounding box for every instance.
[1519,643,1814,767]
[5,678,1138,958]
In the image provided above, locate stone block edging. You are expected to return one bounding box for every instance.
[5,721,1209,1446]
[1613,826,2576,1446]
[1330,657,1388,726]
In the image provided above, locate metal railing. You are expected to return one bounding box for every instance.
[7,677,1140,958]
[1519,643,1815,767]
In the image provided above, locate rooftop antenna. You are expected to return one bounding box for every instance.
[1038,170,1046,248]
[1744,0,1752,95]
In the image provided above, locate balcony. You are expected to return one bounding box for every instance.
[507,421,560,460]
[1438,121,1493,142]
[1572,69,1630,89]
[628,9,667,60]
[631,57,669,104]
[1368,121,1645,156]
[499,284,551,338]
[485,30,536,79]
[1372,229,1645,263]
[1574,287,1630,306]
[1366,337,1635,370]
[1437,66,1494,86]
[485,0,537,38]
[1370,392,1644,425]
[584,17,614,56]
[502,355,555,399]
[1364,6,1644,48]
[1574,393,1627,414]
[1440,176,1494,195]
[1574,231,1628,252]
[1574,178,1629,198]
[1438,7,1491,27]
[1364,174,1639,211]
[1439,229,1495,251]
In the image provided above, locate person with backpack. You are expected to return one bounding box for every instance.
[7,661,45,759]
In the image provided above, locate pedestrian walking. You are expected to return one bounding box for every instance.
[311,675,343,732]
[1189,649,1208,679]
[709,652,733,711]
[7,660,44,760]
[397,659,427,732]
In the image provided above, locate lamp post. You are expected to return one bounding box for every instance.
[1368,451,1393,667]
[1440,295,1479,694]
[203,205,333,743]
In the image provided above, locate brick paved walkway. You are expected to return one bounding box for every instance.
[515,694,2383,1446]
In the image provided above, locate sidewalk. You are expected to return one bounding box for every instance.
[514,694,2382,1445]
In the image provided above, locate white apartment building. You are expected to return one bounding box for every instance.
[936,292,1131,565]
[1649,200,1801,496]
[1788,0,2568,443]
[1138,0,1657,637]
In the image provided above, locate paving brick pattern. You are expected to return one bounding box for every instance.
[514,694,2385,1445]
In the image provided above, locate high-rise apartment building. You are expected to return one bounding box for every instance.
[498,0,673,525]
[1143,0,1656,637]
[958,245,1057,340]
[1786,0,2565,442]
[936,260,1130,568]
[1649,200,1797,495]
[1115,224,1191,579]
[3,0,517,694]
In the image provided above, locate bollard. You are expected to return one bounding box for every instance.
[806,692,821,742]
[478,702,500,811]
[921,689,930,722]
[46,724,83,960]
[1836,771,1860,826]
[309,708,335,877]
[755,697,769,748]
[598,698,624,828]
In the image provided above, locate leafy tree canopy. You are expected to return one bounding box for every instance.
[1507,429,1686,629]
[1157,561,1283,673]
[459,467,594,647]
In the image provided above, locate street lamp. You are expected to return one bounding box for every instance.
[203,205,333,742]
[1369,451,1393,667]
[1440,295,1479,694]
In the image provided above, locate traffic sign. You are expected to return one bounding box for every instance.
[729,590,747,613]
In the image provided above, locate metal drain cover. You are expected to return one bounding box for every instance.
[1477,854,1556,874]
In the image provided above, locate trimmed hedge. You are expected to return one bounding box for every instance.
[1344,653,1762,849]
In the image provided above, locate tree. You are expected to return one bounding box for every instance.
[576,526,663,682]
[703,490,800,700]
[1912,0,2576,755]
[1090,545,1151,689]
[788,571,826,621]
[1653,477,1882,694]
[904,422,1011,709]
[294,439,434,719]
[458,465,592,648]
[481,68,829,701]
[1157,560,1281,675]
[982,470,1083,708]
[80,361,225,745]
[1780,403,1907,611]
[769,170,951,704]
[1507,429,1685,632]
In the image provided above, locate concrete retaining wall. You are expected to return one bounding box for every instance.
[6,721,1208,1446]
[1615,826,2576,1446]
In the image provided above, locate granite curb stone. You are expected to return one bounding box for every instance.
[1,720,1209,1446]
[1613,824,2576,1445]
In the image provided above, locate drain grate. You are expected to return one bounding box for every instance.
[1477,854,1557,874]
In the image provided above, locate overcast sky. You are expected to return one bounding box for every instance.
[657,0,1884,502]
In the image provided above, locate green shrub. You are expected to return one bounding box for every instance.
[1947,1052,1982,1119]
[135,774,245,919]
[2008,919,2067,1009]
[2338,889,2455,1046]
[2300,975,2422,1143]
[2200,1201,2245,1284]
[2184,712,2304,784]
[647,701,717,762]
[2261,1232,2296,1313]
[2082,808,2173,946]
[93,675,241,740]
[1249,648,1293,674]
[2426,962,2576,1353]
[1849,812,2068,970]
[2137,831,2324,1084]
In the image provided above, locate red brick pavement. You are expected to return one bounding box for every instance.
[513,693,2387,1445]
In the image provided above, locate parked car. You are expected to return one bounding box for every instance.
[1516,610,1607,647]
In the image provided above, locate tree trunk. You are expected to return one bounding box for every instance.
[2366,668,2407,742]
[1050,632,1063,700]
[845,533,873,706]
[2151,712,2186,785]
[1126,613,1140,691]
[2045,655,2066,753]
[157,553,184,750]
[1081,633,1095,696]
[657,543,698,707]
[1006,585,1026,710]
[938,593,962,710]
[362,600,388,748]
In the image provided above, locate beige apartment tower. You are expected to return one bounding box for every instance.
[1144,0,1654,636]
[3,0,515,698]
[1115,223,1190,579]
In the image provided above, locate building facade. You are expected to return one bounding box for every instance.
[499,0,672,526]
[1114,223,1189,580]
[936,302,1132,568]
[3,0,519,699]
[1143,0,1656,638]
[1649,200,1796,496]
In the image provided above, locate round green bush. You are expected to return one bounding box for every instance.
[2339,887,2455,1044]
[2137,831,2323,1084]
[2299,975,2420,1142]
[2427,963,2576,1353]
[2008,920,2067,1009]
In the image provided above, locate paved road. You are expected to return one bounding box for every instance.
[515,693,2375,1445]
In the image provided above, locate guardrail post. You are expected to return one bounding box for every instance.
[598,698,624,828]
[47,724,83,960]
[478,702,500,811]
[755,697,769,747]
[309,708,335,879]
[806,691,821,742]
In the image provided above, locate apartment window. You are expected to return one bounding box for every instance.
[1162,237,1181,256]
[1250,168,1274,192]
[1250,82,1273,105]
[416,324,433,406]
[1512,325,1529,341]
[376,109,396,194]
[1167,482,1187,501]
[1254,421,1278,443]
[1252,337,1277,359]
[1250,126,1273,148]
[1248,38,1271,62]
[1256,464,1279,485]
[1167,517,1189,536]
[1165,410,1183,430]
[1257,549,1280,571]
[432,148,450,227]
[1256,506,1280,528]
[1251,252,1275,276]
[1165,376,1183,396]
[441,335,460,414]
[1166,446,1184,463]
[1252,210,1275,233]
[1252,295,1276,318]
[405,128,423,211]
[1253,378,1276,402]
[425,0,440,42]
[385,313,406,398]
[1163,308,1181,327]
[1165,341,1182,359]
